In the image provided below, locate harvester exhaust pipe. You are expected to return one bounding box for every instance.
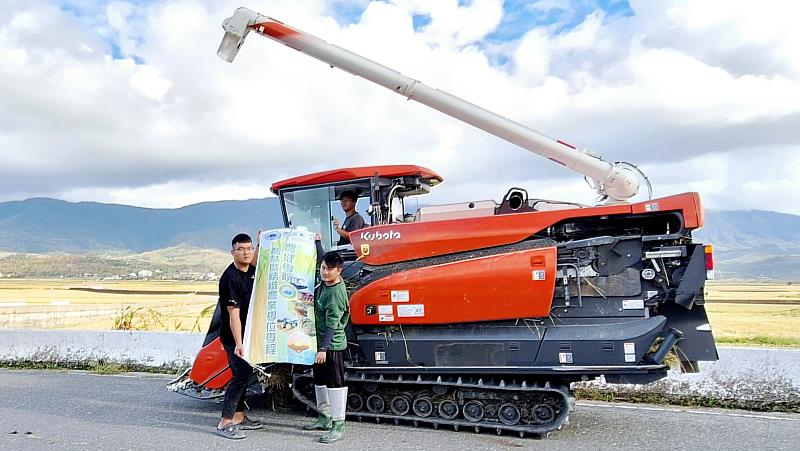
[647,328,684,365]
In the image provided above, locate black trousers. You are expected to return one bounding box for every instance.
[313,349,346,388]
[222,344,253,419]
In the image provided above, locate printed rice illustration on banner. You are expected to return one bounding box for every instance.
[243,229,317,365]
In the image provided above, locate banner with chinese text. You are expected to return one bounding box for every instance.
[243,229,317,365]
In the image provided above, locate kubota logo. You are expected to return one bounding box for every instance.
[359,230,401,241]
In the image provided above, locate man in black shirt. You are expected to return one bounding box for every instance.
[332,190,366,245]
[215,233,262,440]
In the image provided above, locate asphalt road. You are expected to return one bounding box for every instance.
[0,369,797,450]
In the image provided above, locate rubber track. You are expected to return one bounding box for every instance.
[292,371,573,437]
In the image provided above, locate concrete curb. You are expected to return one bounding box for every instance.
[0,329,205,369]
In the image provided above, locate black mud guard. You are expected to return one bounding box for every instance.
[660,301,719,364]
[675,244,706,309]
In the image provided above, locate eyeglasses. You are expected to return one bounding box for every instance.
[233,246,255,253]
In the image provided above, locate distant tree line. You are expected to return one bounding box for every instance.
[0,247,230,279]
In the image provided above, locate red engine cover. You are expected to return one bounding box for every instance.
[189,337,232,389]
[350,246,557,325]
[351,192,703,266]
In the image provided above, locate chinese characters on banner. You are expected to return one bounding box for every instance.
[243,229,317,365]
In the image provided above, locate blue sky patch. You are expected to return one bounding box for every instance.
[110,42,124,59]
[58,1,148,63]
[328,1,370,26]
[57,0,154,17]
[57,2,85,17]
[488,0,633,43]
[412,14,432,32]
[110,42,144,64]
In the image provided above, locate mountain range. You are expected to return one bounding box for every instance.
[1,198,798,281]
[694,210,800,280]
[0,197,282,253]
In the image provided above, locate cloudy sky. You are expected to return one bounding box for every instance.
[2,0,799,214]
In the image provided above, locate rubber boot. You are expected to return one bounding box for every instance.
[302,385,332,431]
[320,387,347,443]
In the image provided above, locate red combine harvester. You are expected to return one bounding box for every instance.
[168,8,718,436]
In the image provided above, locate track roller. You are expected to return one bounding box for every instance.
[532,403,555,423]
[462,400,485,422]
[347,393,364,412]
[498,403,521,425]
[438,399,459,420]
[367,394,385,413]
[390,394,412,416]
[412,396,434,417]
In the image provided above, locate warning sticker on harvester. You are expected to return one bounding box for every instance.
[622,299,644,310]
[378,305,393,315]
[532,270,546,281]
[391,290,410,303]
[379,314,395,322]
[397,304,425,318]
[624,342,636,354]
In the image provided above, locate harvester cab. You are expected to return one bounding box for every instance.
[270,165,444,255]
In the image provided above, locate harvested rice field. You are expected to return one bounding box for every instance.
[0,279,217,332]
[0,279,798,347]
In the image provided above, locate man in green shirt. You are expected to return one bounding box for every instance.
[303,251,350,443]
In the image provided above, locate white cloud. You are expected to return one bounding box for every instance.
[130,65,171,100]
[633,0,800,76]
[402,0,504,47]
[0,0,799,216]
[61,179,274,208]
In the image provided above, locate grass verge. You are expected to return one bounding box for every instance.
[715,336,800,347]
[0,360,183,375]
[575,387,800,413]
